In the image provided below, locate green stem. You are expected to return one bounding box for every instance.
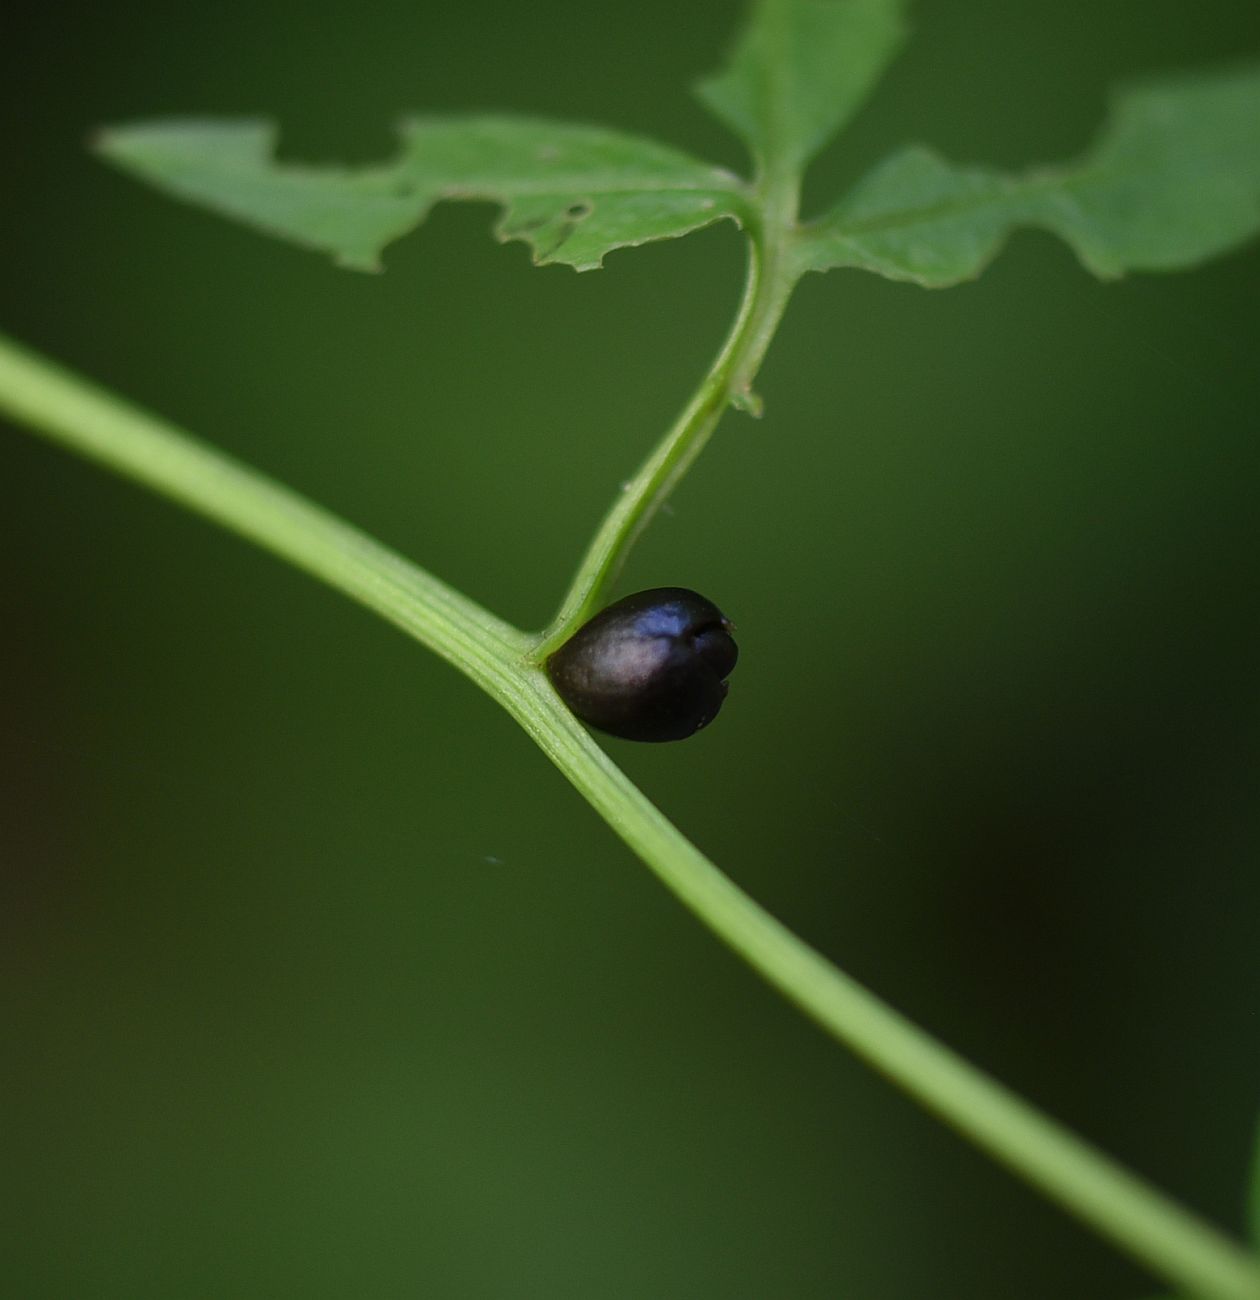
[535,215,798,659]
[2,330,1258,1300]
[0,336,532,689]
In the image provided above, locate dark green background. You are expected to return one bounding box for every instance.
[3,3,1258,1296]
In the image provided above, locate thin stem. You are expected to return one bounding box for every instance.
[508,674,1260,1300]
[3,330,1258,1300]
[535,221,798,660]
[0,335,531,692]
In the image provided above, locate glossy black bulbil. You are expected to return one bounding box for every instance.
[546,588,738,742]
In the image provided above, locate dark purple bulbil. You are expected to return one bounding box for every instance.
[546,588,738,742]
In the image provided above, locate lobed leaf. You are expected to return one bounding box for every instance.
[799,64,1260,286]
[95,117,750,272]
[696,0,908,172]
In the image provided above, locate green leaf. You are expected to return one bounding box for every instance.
[696,0,909,172]
[95,117,749,272]
[799,63,1260,286]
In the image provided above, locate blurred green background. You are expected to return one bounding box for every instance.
[3,2,1259,1297]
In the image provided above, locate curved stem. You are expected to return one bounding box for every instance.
[535,218,798,660]
[3,330,1259,1300]
[0,335,532,689]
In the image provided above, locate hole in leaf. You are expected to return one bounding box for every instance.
[566,202,592,220]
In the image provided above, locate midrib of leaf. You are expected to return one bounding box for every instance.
[806,160,1174,245]
[143,161,742,201]
[441,180,739,195]
[809,171,1031,239]
[759,0,797,179]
